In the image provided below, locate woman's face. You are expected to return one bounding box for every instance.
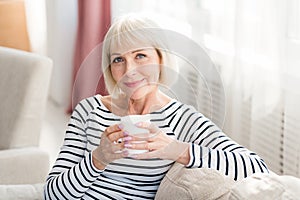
[110,46,161,99]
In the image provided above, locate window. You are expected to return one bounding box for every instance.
[111,0,300,177]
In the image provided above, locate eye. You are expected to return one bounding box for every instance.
[136,54,146,59]
[112,57,124,63]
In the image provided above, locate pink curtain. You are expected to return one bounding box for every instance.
[68,0,110,113]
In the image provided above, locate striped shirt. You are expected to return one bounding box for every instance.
[44,94,268,199]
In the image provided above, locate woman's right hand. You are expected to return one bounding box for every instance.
[92,124,129,170]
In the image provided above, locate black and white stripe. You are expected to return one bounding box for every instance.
[44,95,268,199]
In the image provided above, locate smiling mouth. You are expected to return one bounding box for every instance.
[124,79,145,88]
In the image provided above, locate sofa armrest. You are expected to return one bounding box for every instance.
[0,147,49,184]
[0,46,52,149]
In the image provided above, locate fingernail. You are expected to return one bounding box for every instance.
[123,131,129,136]
[122,150,128,156]
[124,143,132,148]
[130,154,138,159]
[123,136,132,141]
[118,124,124,129]
[135,122,142,127]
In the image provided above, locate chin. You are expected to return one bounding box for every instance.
[126,85,157,100]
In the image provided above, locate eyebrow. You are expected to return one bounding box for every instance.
[110,48,150,57]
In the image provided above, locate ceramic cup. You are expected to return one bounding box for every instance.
[120,115,151,155]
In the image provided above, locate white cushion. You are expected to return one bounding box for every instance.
[0,147,49,184]
[230,173,300,200]
[0,183,44,200]
[155,163,235,200]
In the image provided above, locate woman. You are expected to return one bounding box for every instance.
[44,14,268,199]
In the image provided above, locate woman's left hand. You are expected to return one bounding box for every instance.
[125,122,190,164]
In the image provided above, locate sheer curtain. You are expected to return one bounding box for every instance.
[187,0,300,176]
[283,0,300,176]
[111,0,300,177]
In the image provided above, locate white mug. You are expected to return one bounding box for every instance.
[120,115,151,155]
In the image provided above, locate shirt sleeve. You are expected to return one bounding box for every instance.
[44,102,103,200]
[174,105,269,181]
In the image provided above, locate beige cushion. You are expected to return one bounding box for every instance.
[155,163,235,200]
[229,173,300,200]
[0,183,44,200]
[0,147,49,184]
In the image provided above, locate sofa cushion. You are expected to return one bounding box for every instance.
[155,163,235,200]
[0,183,44,200]
[229,173,300,200]
[0,147,49,184]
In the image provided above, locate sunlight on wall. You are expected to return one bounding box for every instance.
[111,0,192,38]
[24,0,47,55]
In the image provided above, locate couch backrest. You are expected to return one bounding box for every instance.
[0,47,52,149]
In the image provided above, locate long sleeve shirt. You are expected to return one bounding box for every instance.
[44,94,268,199]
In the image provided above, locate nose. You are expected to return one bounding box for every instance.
[125,59,138,77]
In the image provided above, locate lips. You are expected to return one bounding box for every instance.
[124,79,145,88]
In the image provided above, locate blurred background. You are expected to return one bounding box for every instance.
[1,0,300,179]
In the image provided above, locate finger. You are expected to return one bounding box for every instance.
[112,149,129,160]
[112,142,127,152]
[105,123,123,135]
[135,122,160,133]
[129,132,158,142]
[131,151,157,160]
[107,130,127,142]
[129,134,151,142]
[125,141,155,151]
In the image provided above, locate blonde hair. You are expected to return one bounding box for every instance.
[101,13,178,95]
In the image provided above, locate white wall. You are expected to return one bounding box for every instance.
[44,0,190,108]
[46,0,77,108]
[25,0,47,55]
[111,0,192,37]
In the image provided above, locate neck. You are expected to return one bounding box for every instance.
[114,90,170,115]
[127,92,158,115]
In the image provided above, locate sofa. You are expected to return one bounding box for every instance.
[155,163,300,200]
[0,47,52,190]
[1,47,300,199]
[1,162,300,200]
